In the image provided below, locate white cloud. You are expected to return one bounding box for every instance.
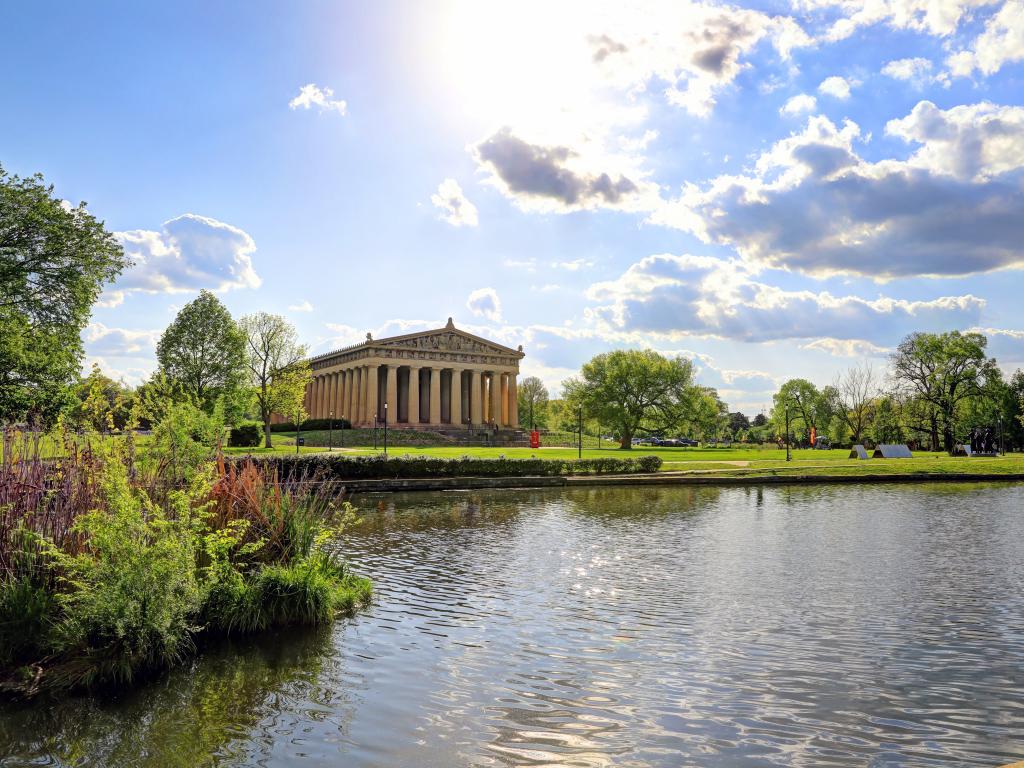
[466,287,503,321]
[818,75,853,99]
[81,356,153,386]
[801,338,892,357]
[552,259,595,271]
[289,83,347,115]
[83,322,159,357]
[947,0,1024,76]
[881,56,941,86]
[780,93,817,116]
[430,178,479,227]
[586,253,985,344]
[107,214,261,305]
[653,103,1024,279]
[288,300,314,312]
[796,0,1000,41]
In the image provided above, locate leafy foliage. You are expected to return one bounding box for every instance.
[253,453,662,480]
[156,290,247,411]
[0,165,128,425]
[562,350,698,449]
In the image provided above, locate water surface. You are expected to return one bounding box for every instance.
[3,484,1024,766]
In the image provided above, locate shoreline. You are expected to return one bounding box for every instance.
[342,471,1024,494]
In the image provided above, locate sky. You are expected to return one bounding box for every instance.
[3,0,1024,415]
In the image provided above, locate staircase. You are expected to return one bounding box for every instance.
[434,427,531,447]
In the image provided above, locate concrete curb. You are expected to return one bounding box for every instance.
[341,472,1024,494]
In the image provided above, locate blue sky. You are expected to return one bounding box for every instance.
[3,0,1023,414]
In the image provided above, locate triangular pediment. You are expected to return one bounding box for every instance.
[374,327,521,357]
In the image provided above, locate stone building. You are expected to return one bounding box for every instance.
[300,319,523,429]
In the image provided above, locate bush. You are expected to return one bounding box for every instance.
[228,422,263,448]
[269,418,350,433]
[247,453,662,481]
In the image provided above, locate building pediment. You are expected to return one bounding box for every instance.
[376,328,520,358]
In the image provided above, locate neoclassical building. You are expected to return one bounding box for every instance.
[301,319,523,429]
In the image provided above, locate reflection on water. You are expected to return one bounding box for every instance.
[3,484,1024,766]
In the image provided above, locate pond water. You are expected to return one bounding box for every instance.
[3,484,1024,767]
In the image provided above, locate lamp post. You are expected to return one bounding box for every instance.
[785,403,792,462]
[383,402,389,456]
[295,408,301,455]
[328,410,334,452]
[340,415,345,448]
[999,416,1004,456]
[373,414,378,451]
[578,405,583,459]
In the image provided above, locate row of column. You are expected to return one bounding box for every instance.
[304,365,519,429]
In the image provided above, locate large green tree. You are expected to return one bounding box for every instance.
[238,312,310,448]
[0,166,128,423]
[516,375,549,430]
[156,290,246,411]
[562,349,696,449]
[891,331,996,453]
[771,378,834,445]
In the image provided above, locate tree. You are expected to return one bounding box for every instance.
[752,412,768,427]
[871,395,905,445]
[67,363,136,432]
[833,363,877,444]
[771,379,827,445]
[238,312,310,448]
[561,349,697,449]
[891,331,996,453]
[727,411,750,433]
[0,166,128,424]
[156,290,246,411]
[517,376,549,430]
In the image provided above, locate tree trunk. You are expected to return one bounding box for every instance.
[264,411,273,449]
[619,427,632,449]
[929,414,939,452]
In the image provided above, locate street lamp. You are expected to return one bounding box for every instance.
[328,410,334,452]
[383,402,389,456]
[373,414,378,451]
[578,405,583,459]
[785,402,792,462]
[340,415,345,448]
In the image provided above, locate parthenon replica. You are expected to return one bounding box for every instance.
[301,318,523,430]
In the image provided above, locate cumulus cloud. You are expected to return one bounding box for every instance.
[466,287,503,321]
[430,178,479,227]
[288,300,314,312]
[796,0,1000,41]
[288,83,347,115]
[473,128,650,212]
[552,259,595,271]
[586,253,985,344]
[107,214,261,305]
[818,75,853,99]
[653,102,1024,278]
[881,56,942,86]
[780,93,817,115]
[947,0,1024,76]
[801,338,892,357]
[83,322,159,357]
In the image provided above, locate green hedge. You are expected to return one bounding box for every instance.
[228,422,263,447]
[270,418,351,433]
[244,453,662,480]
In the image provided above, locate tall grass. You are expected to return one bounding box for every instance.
[0,425,370,695]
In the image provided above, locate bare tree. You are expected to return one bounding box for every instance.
[833,362,876,444]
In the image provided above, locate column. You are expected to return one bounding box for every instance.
[338,370,348,421]
[328,373,338,418]
[470,369,482,425]
[356,368,364,428]
[508,373,519,428]
[346,369,356,423]
[312,376,321,418]
[385,365,399,426]
[429,367,442,425]
[449,368,463,426]
[408,366,420,425]
[500,372,509,425]
[490,372,503,427]
[367,365,380,423]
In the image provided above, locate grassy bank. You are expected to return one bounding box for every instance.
[0,431,371,696]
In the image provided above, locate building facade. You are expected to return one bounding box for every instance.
[301,319,524,429]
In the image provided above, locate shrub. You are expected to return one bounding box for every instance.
[247,453,662,481]
[228,422,262,448]
[269,418,351,433]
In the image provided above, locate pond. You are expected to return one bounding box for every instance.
[2,484,1024,767]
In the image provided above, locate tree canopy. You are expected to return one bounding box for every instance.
[239,312,310,448]
[517,375,549,430]
[562,349,696,449]
[0,166,128,423]
[156,290,246,411]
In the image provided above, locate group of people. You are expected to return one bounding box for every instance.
[969,426,998,454]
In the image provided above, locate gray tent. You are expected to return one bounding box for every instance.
[848,445,870,460]
[872,444,913,459]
